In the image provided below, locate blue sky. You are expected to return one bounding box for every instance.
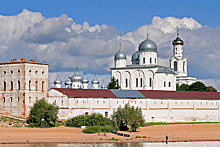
[0,0,220,90]
[1,0,220,33]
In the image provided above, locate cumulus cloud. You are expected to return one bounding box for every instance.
[150,16,202,33]
[0,9,219,90]
[21,14,78,44]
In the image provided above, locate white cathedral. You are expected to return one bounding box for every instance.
[111,29,197,91]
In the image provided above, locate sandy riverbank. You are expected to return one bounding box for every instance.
[0,123,220,144]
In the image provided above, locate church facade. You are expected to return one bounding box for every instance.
[111,30,197,91]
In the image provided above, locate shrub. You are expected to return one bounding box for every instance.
[135,136,141,138]
[101,125,114,133]
[66,113,113,127]
[143,136,147,138]
[82,125,101,134]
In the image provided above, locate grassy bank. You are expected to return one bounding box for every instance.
[143,121,220,127]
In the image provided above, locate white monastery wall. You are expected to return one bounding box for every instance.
[49,89,220,122]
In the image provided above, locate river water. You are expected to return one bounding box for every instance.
[1,142,220,147]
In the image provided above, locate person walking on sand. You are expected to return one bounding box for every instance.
[165,133,168,144]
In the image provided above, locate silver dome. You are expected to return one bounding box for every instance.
[139,35,157,52]
[54,77,62,84]
[114,50,127,60]
[131,51,139,61]
[65,77,72,85]
[91,76,99,84]
[71,66,83,82]
[81,75,89,83]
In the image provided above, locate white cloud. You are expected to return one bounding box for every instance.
[150,16,202,33]
[21,14,78,44]
[0,9,219,90]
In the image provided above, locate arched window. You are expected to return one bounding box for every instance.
[155,58,156,64]
[35,81,38,91]
[169,82,171,87]
[11,81,13,90]
[125,78,128,87]
[174,61,177,71]
[116,79,119,86]
[42,81,44,91]
[143,57,145,64]
[150,58,152,64]
[140,78,142,87]
[29,81,31,90]
[149,78,152,87]
[164,81,166,87]
[18,81,20,90]
[136,78,138,87]
[183,61,185,71]
[3,97,5,103]
[3,81,6,90]
[10,97,12,102]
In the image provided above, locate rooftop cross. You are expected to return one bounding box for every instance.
[177,29,179,37]
[76,66,78,74]
[147,28,149,36]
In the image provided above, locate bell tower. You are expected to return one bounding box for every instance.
[170,29,187,77]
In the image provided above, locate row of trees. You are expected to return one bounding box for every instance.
[176,81,217,92]
[28,99,144,132]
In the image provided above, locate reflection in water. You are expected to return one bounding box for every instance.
[1,142,220,147]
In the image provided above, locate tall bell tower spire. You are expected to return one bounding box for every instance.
[170,29,187,77]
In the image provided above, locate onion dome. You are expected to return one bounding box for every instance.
[54,74,62,84]
[114,43,127,60]
[139,34,157,52]
[81,73,89,83]
[131,51,139,61]
[172,29,184,45]
[91,74,99,84]
[65,77,72,85]
[71,66,83,82]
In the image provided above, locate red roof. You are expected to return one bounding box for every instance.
[53,88,117,98]
[139,90,220,100]
[52,88,220,100]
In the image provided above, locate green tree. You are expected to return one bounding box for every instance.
[189,81,207,91]
[176,81,217,92]
[129,106,145,132]
[111,103,145,132]
[28,98,59,127]
[106,76,120,89]
[176,83,189,91]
